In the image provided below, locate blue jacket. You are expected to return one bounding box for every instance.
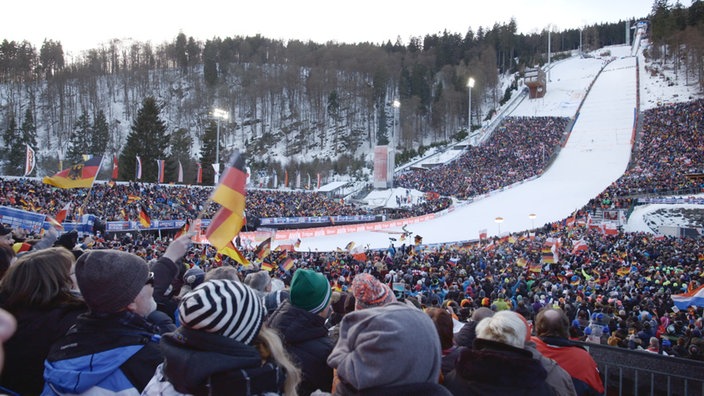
[42,311,164,395]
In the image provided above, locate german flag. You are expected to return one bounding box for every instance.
[261,261,275,272]
[220,241,250,267]
[205,153,247,250]
[255,237,272,260]
[127,195,140,203]
[138,205,151,228]
[43,156,102,189]
[174,219,191,239]
[280,257,294,271]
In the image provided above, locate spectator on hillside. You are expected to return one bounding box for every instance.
[531,308,604,396]
[328,302,451,395]
[42,249,172,395]
[426,307,466,376]
[142,280,301,395]
[454,307,494,349]
[443,310,554,395]
[0,247,87,395]
[267,269,334,395]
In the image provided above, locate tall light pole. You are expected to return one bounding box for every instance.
[392,100,400,147]
[495,216,504,235]
[467,77,475,132]
[213,108,229,184]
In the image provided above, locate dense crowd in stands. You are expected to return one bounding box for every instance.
[0,101,703,394]
[0,178,451,225]
[394,116,570,200]
[611,99,704,197]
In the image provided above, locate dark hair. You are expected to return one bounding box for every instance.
[535,307,570,339]
[0,242,15,280]
[0,247,82,308]
[426,307,454,350]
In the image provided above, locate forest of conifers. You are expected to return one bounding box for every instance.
[0,0,701,181]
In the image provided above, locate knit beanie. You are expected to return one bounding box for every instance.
[264,289,290,315]
[328,302,441,390]
[75,250,149,313]
[351,273,396,310]
[179,280,265,345]
[183,266,206,289]
[289,269,331,314]
[55,230,78,251]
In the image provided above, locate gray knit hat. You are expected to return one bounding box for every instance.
[75,250,149,313]
[179,280,265,344]
[328,302,442,390]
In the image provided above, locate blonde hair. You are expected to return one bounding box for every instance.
[255,326,301,396]
[475,310,526,349]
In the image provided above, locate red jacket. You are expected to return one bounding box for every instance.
[532,336,604,395]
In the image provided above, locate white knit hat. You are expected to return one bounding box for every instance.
[179,279,265,344]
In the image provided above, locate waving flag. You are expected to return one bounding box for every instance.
[280,257,294,271]
[54,202,72,224]
[255,237,272,260]
[219,241,250,267]
[174,219,190,239]
[205,152,247,250]
[178,160,184,183]
[43,156,102,189]
[672,284,704,309]
[24,144,35,176]
[196,162,203,184]
[138,205,151,228]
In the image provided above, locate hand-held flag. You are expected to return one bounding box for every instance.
[205,152,247,250]
[43,156,102,189]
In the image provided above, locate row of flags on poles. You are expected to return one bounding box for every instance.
[23,148,324,189]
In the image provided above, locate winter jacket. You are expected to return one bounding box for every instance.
[443,339,555,396]
[42,311,164,395]
[531,336,604,396]
[0,300,87,395]
[334,380,452,396]
[142,327,287,396]
[267,300,334,395]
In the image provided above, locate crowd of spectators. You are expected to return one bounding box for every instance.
[0,101,703,393]
[394,116,570,200]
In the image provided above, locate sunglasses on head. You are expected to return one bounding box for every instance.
[145,272,155,286]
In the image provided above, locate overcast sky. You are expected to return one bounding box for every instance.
[3,0,653,55]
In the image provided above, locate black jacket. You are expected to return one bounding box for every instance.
[0,300,87,395]
[155,327,286,395]
[443,339,555,396]
[267,300,334,395]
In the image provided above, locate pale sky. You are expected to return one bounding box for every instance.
[3,0,653,55]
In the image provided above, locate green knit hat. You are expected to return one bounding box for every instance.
[290,269,332,314]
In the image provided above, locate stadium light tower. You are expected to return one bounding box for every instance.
[529,213,537,229]
[213,108,229,184]
[393,100,401,147]
[495,216,504,235]
[467,77,475,132]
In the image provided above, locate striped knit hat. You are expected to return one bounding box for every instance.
[179,280,265,344]
[351,273,396,310]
